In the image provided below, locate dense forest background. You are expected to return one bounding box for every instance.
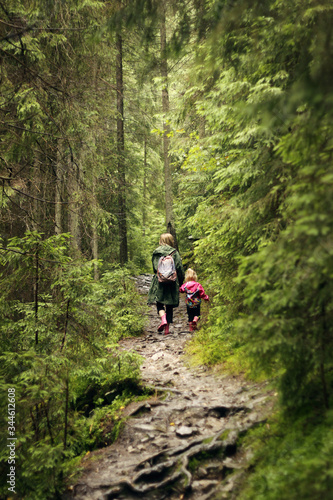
[1,0,332,498]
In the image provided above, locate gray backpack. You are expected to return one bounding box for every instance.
[157,251,177,283]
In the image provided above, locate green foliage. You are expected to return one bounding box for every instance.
[0,231,145,499]
[187,304,237,366]
[70,395,127,456]
[238,413,333,500]
[172,0,333,414]
[167,4,333,496]
[1,0,333,497]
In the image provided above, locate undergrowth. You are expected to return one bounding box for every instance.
[185,302,252,377]
[0,232,148,499]
[236,411,333,500]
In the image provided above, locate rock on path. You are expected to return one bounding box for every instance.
[64,275,274,500]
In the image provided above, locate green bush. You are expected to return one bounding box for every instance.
[239,413,333,500]
[0,231,146,499]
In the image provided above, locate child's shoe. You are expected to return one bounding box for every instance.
[192,316,199,331]
[158,314,167,332]
[192,316,199,325]
[189,322,194,332]
[164,323,170,335]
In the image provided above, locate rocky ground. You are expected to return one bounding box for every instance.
[64,275,275,500]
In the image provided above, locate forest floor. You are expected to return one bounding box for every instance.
[64,275,276,500]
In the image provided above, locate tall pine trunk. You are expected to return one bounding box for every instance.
[116,32,128,264]
[91,59,99,279]
[68,157,81,254]
[91,178,99,280]
[29,161,41,232]
[55,147,63,235]
[160,4,177,248]
[143,136,147,237]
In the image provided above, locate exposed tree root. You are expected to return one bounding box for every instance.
[99,428,239,499]
[147,385,183,394]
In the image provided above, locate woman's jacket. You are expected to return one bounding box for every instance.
[147,244,184,306]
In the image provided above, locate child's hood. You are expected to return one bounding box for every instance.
[184,280,199,292]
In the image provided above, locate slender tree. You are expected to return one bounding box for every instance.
[116,31,128,264]
[160,2,176,244]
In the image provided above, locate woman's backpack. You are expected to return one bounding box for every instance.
[157,251,177,283]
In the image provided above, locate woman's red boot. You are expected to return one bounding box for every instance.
[158,314,167,332]
[164,323,170,335]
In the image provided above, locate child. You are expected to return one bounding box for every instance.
[179,268,209,331]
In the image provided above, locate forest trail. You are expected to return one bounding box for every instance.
[65,275,274,500]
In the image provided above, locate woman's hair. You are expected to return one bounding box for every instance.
[159,233,175,247]
[185,268,198,282]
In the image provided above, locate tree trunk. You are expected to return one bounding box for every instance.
[68,157,81,254]
[143,136,147,237]
[91,58,99,279]
[28,161,41,232]
[32,166,40,231]
[63,375,69,450]
[161,4,177,249]
[116,32,128,264]
[55,148,63,235]
[160,4,174,233]
[199,116,206,139]
[34,243,39,345]
[91,178,99,280]
[92,221,99,279]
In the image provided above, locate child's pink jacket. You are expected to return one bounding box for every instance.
[179,281,209,301]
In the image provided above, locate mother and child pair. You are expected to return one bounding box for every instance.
[147,233,209,334]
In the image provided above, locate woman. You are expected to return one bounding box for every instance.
[147,233,184,335]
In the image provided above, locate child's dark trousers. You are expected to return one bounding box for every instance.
[187,305,200,322]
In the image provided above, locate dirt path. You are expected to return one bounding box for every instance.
[65,275,274,500]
